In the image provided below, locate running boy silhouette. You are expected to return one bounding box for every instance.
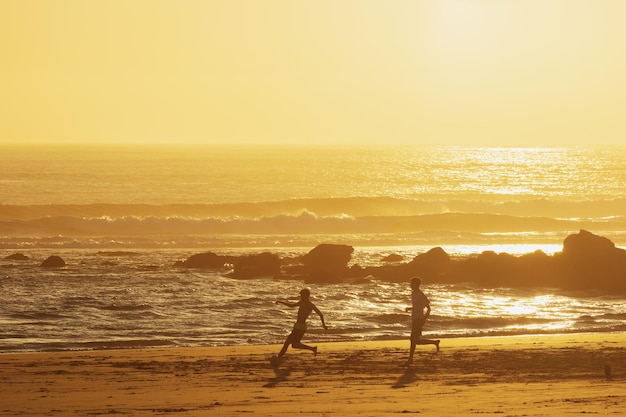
[272,288,327,363]
[405,277,440,363]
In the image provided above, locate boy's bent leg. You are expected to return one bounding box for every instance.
[290,329,317,353]
[278,332,294,357]
[290,330,310,350]
[416,338,440,351]
[292,342,315,352]
[292,341,316,353]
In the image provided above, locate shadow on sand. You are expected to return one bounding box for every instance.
[392,365,420,389]
[263,365,293,388]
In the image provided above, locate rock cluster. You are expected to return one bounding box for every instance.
[174,230,626,292]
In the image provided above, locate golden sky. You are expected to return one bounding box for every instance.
[1,0,625,146]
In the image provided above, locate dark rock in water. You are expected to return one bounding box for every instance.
[176,230,626,293]
[407,247,451,279]
[516,250,554,287]
[451,250,519,288]
[381,253,404,263]
[562,229,617,257]
[305,269,339,284]
[5,253,29,261]
[175,252,229,269]
[305,268,372,284]
[556,229,626,291]
[97,251,140,256]
[291,244,354,283]
[302,244,354,272]
[357,230,626,293]
[231,252,281,279]
[41,255,65,268]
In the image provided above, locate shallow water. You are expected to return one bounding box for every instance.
[2,144,626,351]
[2,248,625,352]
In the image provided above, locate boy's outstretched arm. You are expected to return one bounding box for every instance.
[275,299,300,308]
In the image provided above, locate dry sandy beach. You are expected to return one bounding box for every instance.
[1,333,624,417]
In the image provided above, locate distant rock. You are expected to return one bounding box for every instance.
[294,244,354,283]
[175,230,626,293]
[562,229,617,256]
[175,252,231,269]
[97,251,140,256]
[231,252,281,279]
[556,229,626,291]
[351,230,626,293]
[517,250,554,287]
[305,267,373,284]
[381,253,404,263]
[305,269,340,284]
[407,247,451,280]
[302,244,354,272]
[5,253,29,261]
[41,255,65,268]
[449,250,519,287]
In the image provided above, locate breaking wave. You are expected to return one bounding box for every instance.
[1,198,626,249]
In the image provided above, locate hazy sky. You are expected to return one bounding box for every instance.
[2,0,625,147]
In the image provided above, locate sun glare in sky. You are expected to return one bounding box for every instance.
[1,0,625,147]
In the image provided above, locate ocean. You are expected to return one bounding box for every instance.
[1,144,626,352]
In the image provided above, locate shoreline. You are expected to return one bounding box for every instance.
[2,332,624,416]
[1,329,623,354]
[2,328,624,355]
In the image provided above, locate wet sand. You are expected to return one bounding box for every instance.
[1,333,624,416]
